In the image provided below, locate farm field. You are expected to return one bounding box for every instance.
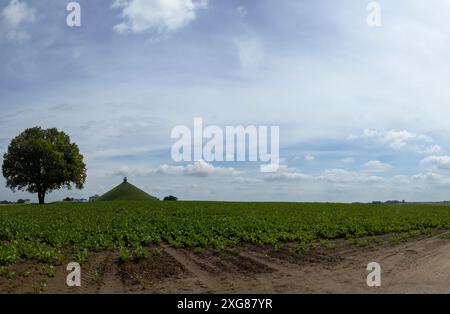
[0,201,450,293]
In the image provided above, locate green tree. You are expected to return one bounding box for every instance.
[163,195,178,201]
[2,127,87,204]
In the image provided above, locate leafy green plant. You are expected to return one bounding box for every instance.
[41,265,56,278]
[94,265,105,285]
[118,247,132,262]
[33,279,47,294]
[134,245,149,259]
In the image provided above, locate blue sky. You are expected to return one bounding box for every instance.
[2,0,450,202]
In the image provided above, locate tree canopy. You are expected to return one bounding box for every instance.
[163,195,178,201]
[2,127,86,204]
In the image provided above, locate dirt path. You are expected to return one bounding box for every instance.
[2,232,450,293]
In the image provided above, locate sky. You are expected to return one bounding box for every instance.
[2,0,450,203]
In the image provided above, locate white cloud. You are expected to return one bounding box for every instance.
[305,154,315,161]
[349,129,426,147]
[349,129,441,155]
[391,172,450,191]
[421,155,450,170]
[0,0,35,42]
[112,0,207,34]
[410,172,450,185]
[111,160,241,178]
[417,144,442,155]
[264,165,383,185]
[158,160,241,177]
[363,160,392,173]
[318,169,384,185]
[259,163,280,173]
[263,164,311,181]
[265,171,311,182]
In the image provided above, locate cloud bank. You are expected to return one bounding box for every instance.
[112,0,207,34]
[0,0,35,42]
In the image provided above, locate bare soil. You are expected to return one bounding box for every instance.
[1,231,450,294]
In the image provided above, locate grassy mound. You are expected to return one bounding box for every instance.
[96,182,158,201]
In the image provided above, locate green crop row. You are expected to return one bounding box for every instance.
[0,201,449,265]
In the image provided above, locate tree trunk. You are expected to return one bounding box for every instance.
[38,190,45,205]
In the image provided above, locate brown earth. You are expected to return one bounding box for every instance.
[1,231,449,294]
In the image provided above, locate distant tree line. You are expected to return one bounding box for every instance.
[371,200,406,204]
[0,199,30,204]
[163,195,178,201]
